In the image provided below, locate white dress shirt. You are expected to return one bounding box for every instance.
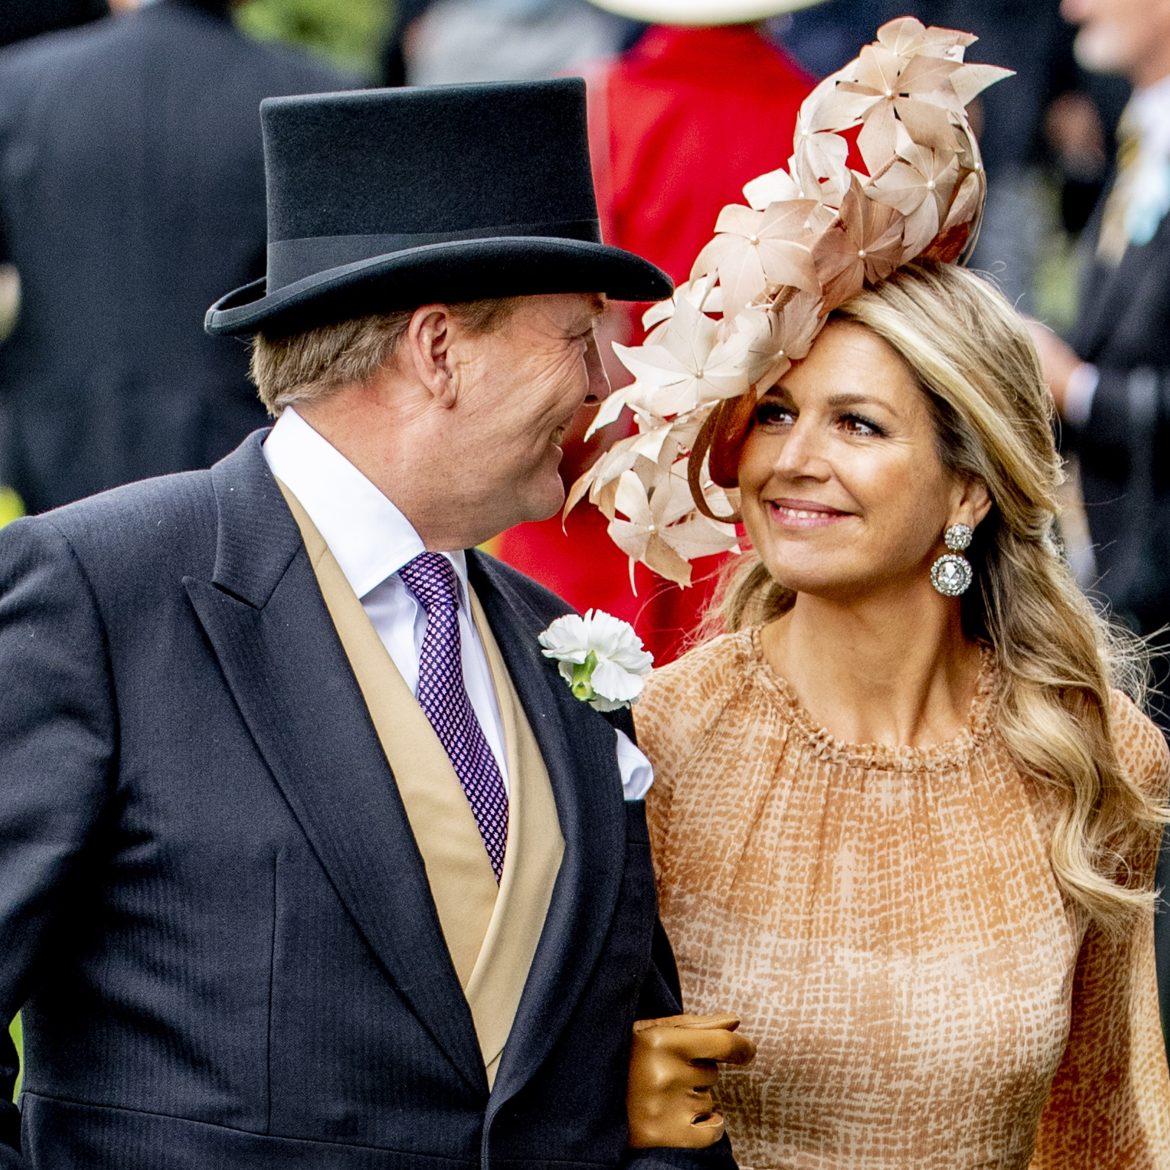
[1126,74,1170,219]
[262,407,652,799]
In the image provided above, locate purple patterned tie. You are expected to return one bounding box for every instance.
[398,552,508,882]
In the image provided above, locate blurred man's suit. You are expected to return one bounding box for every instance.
[1067,187,1170,648]
[0,0,351,513]
[1062,111,1170,1037]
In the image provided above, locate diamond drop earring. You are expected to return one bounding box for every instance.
[930,524,974,597]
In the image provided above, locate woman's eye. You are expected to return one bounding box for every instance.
[755,401,794,428]
[839,412,884,437]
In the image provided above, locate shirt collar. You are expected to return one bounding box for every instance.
[261,406,470,602]
[1128,75,1170,153]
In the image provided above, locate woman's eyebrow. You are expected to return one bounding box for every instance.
[765,386,893,409]
[824,392,896,413]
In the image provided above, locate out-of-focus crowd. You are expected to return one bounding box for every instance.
[0,0,1151,669]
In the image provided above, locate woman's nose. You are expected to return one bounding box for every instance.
[771,418,829,479]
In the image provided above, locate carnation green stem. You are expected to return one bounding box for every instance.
[570,651,598,702]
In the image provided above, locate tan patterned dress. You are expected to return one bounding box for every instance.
[636,627,1170,1170]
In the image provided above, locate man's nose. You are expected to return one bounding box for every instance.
[583,333,612,404]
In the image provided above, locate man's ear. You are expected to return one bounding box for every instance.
[403,304,458,408]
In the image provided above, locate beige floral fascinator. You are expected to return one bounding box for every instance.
[568,18,1012,587]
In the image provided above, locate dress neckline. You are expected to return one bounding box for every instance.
[745,625,997,773]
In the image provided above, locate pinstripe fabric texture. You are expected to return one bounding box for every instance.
[636,627,1170,1170]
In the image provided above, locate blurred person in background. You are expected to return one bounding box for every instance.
[579,0,820,302]
[786,0,1115,315]
[925,1,1081,315]
[1031,0,1170,1043]
[0,0,107,49]
[378,0,432,87]
[492,0,825,665]
[385,0,636,87]
[0,0,355,515]
[771,0,902,77]
[0,0,109,525]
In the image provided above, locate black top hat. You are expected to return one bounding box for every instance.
[204,79,671,337]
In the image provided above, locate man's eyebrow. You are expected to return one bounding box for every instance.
[569,297,607,332]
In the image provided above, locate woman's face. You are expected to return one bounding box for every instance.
[738,320,969,603]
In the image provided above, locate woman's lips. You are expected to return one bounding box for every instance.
[766,499,851,528]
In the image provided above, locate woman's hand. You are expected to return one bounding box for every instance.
[626,1012,756,1149]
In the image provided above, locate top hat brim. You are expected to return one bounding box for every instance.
[582,0,829,25]
[205,235,672,337]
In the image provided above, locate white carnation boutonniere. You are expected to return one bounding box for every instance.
[538,609,653,712]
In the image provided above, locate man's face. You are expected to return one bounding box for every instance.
[1062,0,1170,80]
[439,292,610,545]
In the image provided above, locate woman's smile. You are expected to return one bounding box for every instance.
[766,498,853,528]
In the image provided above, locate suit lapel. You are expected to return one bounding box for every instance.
[465,553,627,1102]
[183,436,484,1094]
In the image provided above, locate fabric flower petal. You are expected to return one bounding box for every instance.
[567,16,1009,592]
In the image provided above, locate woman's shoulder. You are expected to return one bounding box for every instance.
[645,627,755,700]
[1108,689,1170,802]
[635,628,757,762]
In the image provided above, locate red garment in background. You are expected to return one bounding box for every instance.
[492,25,814,665]
[590,23,815,292]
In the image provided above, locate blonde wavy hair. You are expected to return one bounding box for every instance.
[717,261,1166,936]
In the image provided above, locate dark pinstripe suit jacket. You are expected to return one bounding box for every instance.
[1064,173,1170,1050]
[0,434,735,1170]
[1065,193,1170,635]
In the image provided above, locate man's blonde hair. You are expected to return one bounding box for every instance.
[249,298,519,415]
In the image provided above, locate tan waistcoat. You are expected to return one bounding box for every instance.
[280,484,564,1087]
